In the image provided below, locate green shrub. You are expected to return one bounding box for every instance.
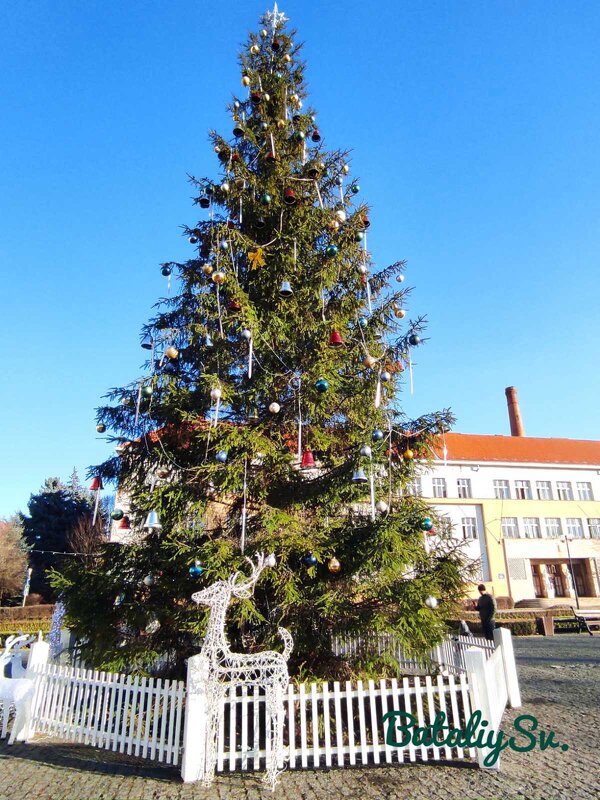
[0,604,54,622]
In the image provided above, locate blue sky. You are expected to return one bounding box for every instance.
[1,0,599,517]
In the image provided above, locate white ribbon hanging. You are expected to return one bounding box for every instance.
[239,197,243,225]
[339,181,344,205]
[240,458,248,554]
[375,372,382,409]
[92,488,101,526]
[321,288,327,322]
[270,132,276,158]
[302,139,306,165]
[297,390,302,460]
[369,467,376,522]
[248,336,253,378]
[216,285,224,337]
[314,181,324,209]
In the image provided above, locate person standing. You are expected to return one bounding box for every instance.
[475,584,497,640]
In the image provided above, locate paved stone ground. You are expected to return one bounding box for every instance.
[1,635,598,800]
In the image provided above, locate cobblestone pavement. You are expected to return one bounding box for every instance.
[1,635,598,800]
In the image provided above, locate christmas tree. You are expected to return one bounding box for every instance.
[53,5,469,679]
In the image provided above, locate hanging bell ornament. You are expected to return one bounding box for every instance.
[210,387,222,402]
[266,150,277,163]
[89,476,103,491]
[283,188,297,205]
[268,402,281,414]
[361,214,371,229]
[141,334,153,350]
[359,445,372,458]
[212,271,226,285]
[143,574,155,587]
[118,516,131,530]
[189,560,204,577]
[250,90,262,104]
[380,371,392,382]
[352,468,368,483]
[363,355,376,368]
[260,192,272,205]
[144,510,161,530]
[408,334,421,346]
[300,450,316,469]
[141,385,153,398]
[327,557,342,574]
[165,346,179,359]
[199,196,210,209]
[372,430,384,442]
[311,129,321,142]
[110,509,124,521]
[403,448,414,460]
[329,330,344,347]
[303,553,317,567]
[228,300,242,312]
[315,378,329,393]
[216,450,228,463]
[96,423,106,433]
[375,500,388,513]
[279,280,293,297]
[242,75,251,86]
[271,37,281,51]
[425,596,439,609]
[161,265,172,277]
[326,244,339,258]
[421,517,434,531]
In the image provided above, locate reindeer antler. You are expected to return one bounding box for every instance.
[230,552,270,599]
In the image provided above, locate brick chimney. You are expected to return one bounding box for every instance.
[505,386,525,437]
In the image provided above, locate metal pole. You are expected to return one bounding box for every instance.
[564,536,580,610]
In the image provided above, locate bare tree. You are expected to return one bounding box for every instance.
[67,512,107,569]
[0,518,28,603]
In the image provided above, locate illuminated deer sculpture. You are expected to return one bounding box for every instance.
[187,552,292,789]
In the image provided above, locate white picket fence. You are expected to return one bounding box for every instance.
[27,665,185,765]
[2,629,520,778]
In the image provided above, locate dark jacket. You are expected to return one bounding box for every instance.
[476,593,497,622]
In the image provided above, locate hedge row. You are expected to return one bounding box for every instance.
[447,618,538,636]
[0,620,52,637]
[0,605,55,621]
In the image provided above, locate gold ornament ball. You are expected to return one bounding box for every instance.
[263,92,271,101]
[284,53,291,62]
[358,264,368,275]
[327,219,340,231]
[242,75,251,86]
[212,271,226,285]
[363,355,376,368]
[268,402,281,414]
[395,308,406,319]
[276,119,286,128]
[403,448,414,460]
[250,44,260,54]
[328,557,342,574]
[335,209,346,223]
[165,346,178,359]
[202,264,213,275]
[342,164,350,174]
[221,181,230,192]
[96,423,106,433]
[260,28,268,38]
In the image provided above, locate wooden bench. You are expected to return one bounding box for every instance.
[573,607,600,633]
[550,608,596,635]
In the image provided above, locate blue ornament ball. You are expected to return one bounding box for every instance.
[325,244,339,258]
[358,316,369,328]
[189,561,204,577]
[216,450,228,463]
[161,265,172,277]
[421,517,434,531]
[303,553,317,566]
[409,334,421,346]
[315,378,329,393]
[372,429,384,442]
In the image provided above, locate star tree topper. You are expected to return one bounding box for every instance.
[261,3,288,33]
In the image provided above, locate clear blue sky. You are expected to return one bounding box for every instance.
[1,0,599,518]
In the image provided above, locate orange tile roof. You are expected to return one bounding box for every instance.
[434,433,600,466]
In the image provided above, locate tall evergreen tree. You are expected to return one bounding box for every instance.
[53,7,470,678]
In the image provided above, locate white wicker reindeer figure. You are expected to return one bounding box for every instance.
[190,552,293,790]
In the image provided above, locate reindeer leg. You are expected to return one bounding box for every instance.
[263,685,281,791]
[1,701,9,740]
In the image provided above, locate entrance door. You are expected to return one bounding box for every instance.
[546,564,565,597]
[531,564,543,598]
[572,563,586,597]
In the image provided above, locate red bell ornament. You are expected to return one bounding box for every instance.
[89,476,103,491]
[118,516,131,530]
[329,330,344,347]
[228,300,242,312]
[311,129,321,142]
[300,450,316,469]
[283,188,297,205]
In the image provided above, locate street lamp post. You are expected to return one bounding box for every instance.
[563,534,580,610]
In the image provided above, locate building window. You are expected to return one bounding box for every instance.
[523,517,541,538]
[544,518,562,538]
[457,478,472,499]
[461,517,478,539]
[493,480,510,499]
[577,482,594,501]
[501,517,519,538]
[536,481,553,500]
[432,477,447,498]
[587,518,600,539]
[514,480,532,500]
[405,477,422,496]
[566,518,584,538]
[556,481,573,501]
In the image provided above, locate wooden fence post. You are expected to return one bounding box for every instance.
[493,627,521,708]
[181,654,209,783]
[464,647,499,770]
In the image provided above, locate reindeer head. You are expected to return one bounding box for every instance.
[191,552,274,607]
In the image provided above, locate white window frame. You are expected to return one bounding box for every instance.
[556,481,574,501]
[514,480,532,500]
[523,517,541,539]
[501,517,519,538]
[432,477,447,499]
[566,518,584,538]
[406,477,422,496]
[544,518,562,538]
[461,517,478,540]
[587,518,600,539]
[536,481,553,500]
[576,482,594,501]
[456,478,472,499]
[493,480,510,500]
